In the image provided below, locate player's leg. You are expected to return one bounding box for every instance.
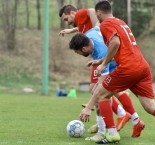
[116,91,136,118]
[138,96,155,115]
[128,96,155,138]
[86,65,108,136]
[100,69,145,140]
[86,76,121,142]
[108,61,131,131]
[114,91,144,137]
[87,65,126,141]
[86,82,106,141]
[115,91,144,134]
[94,83,120,144]
[129,67,154,137]
[131,96,155,138]
[131,66,155,115]
[85,66,100,134]
[85,102,106,141]
[111,96,131,131]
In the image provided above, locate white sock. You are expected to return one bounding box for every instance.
[97,116,106,135]
[108,128,117,136]
[131,112,139,125]
[117,105,126,117]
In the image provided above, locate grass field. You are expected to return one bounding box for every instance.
[0,91,155,145]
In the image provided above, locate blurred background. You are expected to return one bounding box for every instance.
[0,0,155,94]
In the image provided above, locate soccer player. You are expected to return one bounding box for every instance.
[59,4,99,35]
[69,26,144,141]
[79,1,155,144]
[59,4,142,141]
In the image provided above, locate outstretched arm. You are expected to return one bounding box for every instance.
[86,58,104,67]
[59,27,78,37]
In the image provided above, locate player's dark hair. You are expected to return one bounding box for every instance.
[59,4,77,17]
[69,33,90,51]
[95,0,112,14]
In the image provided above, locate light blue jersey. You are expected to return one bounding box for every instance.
[85,26,117,75]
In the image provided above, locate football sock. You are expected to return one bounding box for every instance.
[97,116,106,135]
[117,105,126,117]
[112,96,118,114]
[112,96,126,117]
[153,110,155,116]
[98,100,115,129]
[118,93,135,115]
[131,112,139,125]
[108,128,118,136]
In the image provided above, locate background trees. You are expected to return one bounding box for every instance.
[109,0,155,36]
[0,0,154,50]
[0,0,154,83]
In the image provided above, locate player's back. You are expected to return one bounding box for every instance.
[100,17,149,73]
[85,26,108,60]
[86,26,117,75]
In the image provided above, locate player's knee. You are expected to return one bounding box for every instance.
[144,107,153,115]
[143,103,155,115]
[138,96,155,115]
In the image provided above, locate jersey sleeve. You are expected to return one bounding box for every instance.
[76,9,89,25]
[75,9,92,33]
[100,23,118,46]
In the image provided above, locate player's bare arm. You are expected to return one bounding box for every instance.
[86,58,104,67]
[96,35,120,75]
[86,57,115,67]
[80,83,104,122]
[59,27,78,37]
[88,8,99,26]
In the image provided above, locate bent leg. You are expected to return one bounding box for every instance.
[115,92,141,125]
[115,92,136,115]
[93,84,120,137]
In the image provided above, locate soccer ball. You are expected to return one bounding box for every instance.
[67,120,85,138]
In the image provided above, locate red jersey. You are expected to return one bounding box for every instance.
[100,17,149,74]
[75,9,93,33]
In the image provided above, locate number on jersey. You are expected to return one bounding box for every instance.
[120,25,137,46]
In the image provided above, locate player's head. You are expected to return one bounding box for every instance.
[59,4,77,26]
[69,33,92,57]
[95,0,112,23]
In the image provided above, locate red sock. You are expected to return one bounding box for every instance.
[118,93,135,115]
[112,96,119,115]
[98,100,115,128]
[153,110,155,116]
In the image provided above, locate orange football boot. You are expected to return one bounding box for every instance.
[116,112,131,131]
[131,120,145,137]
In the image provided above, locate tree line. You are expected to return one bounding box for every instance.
[0,0,154,50]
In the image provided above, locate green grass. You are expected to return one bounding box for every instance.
[0,91,155,145]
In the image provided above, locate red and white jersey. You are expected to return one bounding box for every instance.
[75,9,93,33]
[100,17,149,74]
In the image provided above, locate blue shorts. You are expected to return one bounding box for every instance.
[101,61,117,75]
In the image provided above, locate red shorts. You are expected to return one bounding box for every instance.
[90,65,98,83]
[102,67,154,99]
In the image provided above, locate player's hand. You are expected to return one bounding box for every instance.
[80,107,91,122]
[86,59,103,67]
[96,64,106,77]
[59,29,73,37]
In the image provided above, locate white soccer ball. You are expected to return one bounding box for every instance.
[67,120,85,138]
